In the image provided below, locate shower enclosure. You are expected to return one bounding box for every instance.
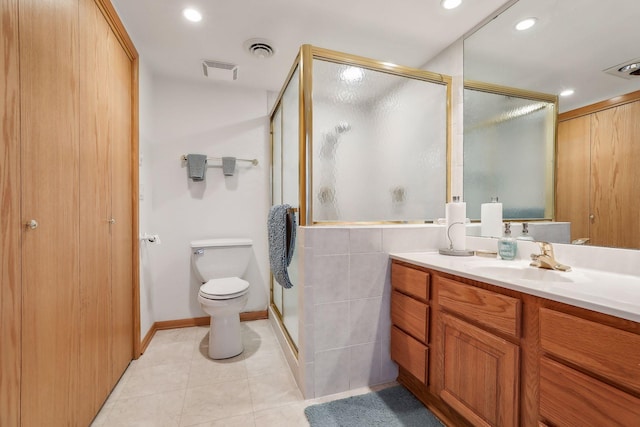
[270,45,451,352]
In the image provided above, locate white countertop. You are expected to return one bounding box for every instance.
[390,251,640,323]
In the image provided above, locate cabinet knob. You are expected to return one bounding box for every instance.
[589,214,595,220]
[108,218,116,224]
[26,219,38,230]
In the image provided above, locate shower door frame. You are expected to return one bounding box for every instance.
[269,45,453,355]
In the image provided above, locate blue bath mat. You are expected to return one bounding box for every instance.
[304,385,444,427]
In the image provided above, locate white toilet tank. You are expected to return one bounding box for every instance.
[190,238,253,283]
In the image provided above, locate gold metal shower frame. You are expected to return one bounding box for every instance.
[269,44,453,226]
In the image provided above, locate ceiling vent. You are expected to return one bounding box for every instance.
[243,38,275,59]
[202,60,238,81]
[604,57,640,80]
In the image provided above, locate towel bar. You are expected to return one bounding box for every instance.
[180,155,258,166]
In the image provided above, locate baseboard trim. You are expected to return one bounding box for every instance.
[240,310,269,322]
[139,310,269,354]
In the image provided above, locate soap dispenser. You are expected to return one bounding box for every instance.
[517,222,535,241]
[498,222,518,260]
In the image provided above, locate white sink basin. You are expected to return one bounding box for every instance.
[466,264,575,283]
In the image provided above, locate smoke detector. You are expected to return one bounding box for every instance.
[604,57,640,80]
[243,38,275,59]
[202,60,238,81]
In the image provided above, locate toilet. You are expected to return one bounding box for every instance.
[190,238,252,359]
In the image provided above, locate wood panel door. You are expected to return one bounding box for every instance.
[19,0,81,425]
[590,101,640,249]
[0,0,22,425]
[439,313,520,427]
[556,116,590,243]
[108,10,134,383]
[78,0,114,422]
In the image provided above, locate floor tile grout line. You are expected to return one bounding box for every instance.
[175,327,200,427]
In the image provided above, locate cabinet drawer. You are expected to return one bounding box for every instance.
[437,277,521,338]
[391,290,429,343]
[391,263,430,301]
[540,308,640,393]
[540,357,640,426]
[391,325,428,383]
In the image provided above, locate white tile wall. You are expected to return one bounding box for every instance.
[282,225,444,398]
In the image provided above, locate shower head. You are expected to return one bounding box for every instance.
[334,122,351,134]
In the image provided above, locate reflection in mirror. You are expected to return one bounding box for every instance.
[463,84,555,221]
[463,0,640,249]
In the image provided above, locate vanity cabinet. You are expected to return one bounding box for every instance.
[539,308,640,426]
[436,277,521,427]
[390,259,640,427]
[390,264,430,383]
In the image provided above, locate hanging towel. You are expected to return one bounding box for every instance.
[222,157,236,176]
[267,204,297,289]
[186,154,207,181]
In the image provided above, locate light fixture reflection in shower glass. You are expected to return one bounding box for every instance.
[441,0,462,10]
[183,8,202,22]
[340,66,364,83]
[515,17,537,31]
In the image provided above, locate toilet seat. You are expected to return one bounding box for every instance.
[199,277,249,300]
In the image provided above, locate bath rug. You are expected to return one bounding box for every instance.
[304,385,444,427]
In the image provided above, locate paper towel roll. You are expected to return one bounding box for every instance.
[446,198,466,250]
[481,199,503,238]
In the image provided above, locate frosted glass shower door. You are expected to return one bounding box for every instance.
[271,107,283,317]
[311,60,448,223]
[281,68,300,347]
[271,68,300,348]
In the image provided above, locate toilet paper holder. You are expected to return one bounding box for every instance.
[141,233,161,244]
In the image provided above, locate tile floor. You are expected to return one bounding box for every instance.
[91,320,395,426]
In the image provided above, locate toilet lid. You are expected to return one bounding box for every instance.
[200,277,249,299]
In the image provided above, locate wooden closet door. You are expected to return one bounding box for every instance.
[78,0,114,423]
[591,101,640,249]
[109,15,134,382]
[19,0,81,425]
[556,116,590,243]
[0,0,22,425]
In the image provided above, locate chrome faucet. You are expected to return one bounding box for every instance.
[530,241,572,272]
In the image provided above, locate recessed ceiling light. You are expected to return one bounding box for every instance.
[560,89,575,97]
[183,8,202,22]
[441,0,462,10]
[340,67,364,83]
[515,18,537,31]
[619,63,639,73]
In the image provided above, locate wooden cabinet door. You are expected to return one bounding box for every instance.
[19,0,81,425]
[440,313,520,427]
[0,0,21,425]
[591,101,640,249]
[556,116,591,243]
[78,0,115,423]
[108,10,134,384]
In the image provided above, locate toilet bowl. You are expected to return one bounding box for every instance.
[190,238,252,359]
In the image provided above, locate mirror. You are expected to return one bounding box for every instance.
[463,0,640,248]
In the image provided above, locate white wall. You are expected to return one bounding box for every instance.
[146,75,271,323]
[138,58,155,338]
